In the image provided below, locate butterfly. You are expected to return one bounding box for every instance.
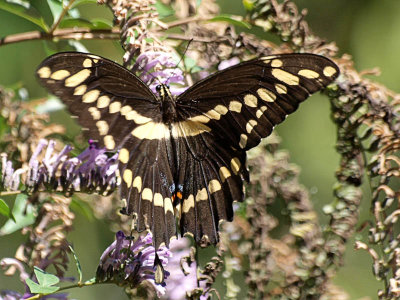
[36,52,339,249]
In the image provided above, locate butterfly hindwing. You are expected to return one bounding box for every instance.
[173,129,245,244]
[119,137,176,248]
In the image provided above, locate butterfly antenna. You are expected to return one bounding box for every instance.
[175,38,193,70]
[168,39,193,83]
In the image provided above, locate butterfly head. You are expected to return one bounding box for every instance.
[156,84,177,124]
[155,84,171,98]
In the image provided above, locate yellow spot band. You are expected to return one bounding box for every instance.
[231,158,241,175]
[298,69,320,79]
[50,70,70,80]
[219,166,231,182]
[119,148,130,163]
[123,169,132,187]
[272,69,299,85]
[323,66,337,77]
[82,89,100,103]
[65,69,91,87]
[37,67,51,79]
[257,88,276,102]
[244,94,258,107]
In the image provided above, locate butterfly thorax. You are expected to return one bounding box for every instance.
[157,84,177,125]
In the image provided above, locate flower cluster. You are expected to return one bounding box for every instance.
[96,231,171,297]
[134,51,187,96]
[0,139,118,196]
[163,237,207,300]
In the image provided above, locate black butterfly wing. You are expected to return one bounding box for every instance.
[36,52,160,149]
[118,134,177,248]
[175,53,339,244]
[177,53,339,150]
[36,52,177,248]
[172,127,245,245]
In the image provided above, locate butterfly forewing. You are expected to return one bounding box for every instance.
[37,52,339,249]
[177,53,339,150]
[36,52,160,150]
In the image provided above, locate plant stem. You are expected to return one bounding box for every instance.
[0,28,120,47]
[0,191,21,196]
[24,279,99,300]
[49,0,76,34]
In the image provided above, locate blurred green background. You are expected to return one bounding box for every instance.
[1,0,400,298]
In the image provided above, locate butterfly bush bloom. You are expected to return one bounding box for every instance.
[96,231,172,297]
[0,289,69,299]
[163,237,208,300]
[0,139,118,195]
[218,57,240,71]
[0,290,22,300]
[134,51,187,96]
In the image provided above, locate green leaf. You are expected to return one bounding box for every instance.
[145,37,154,43]
[183,57,203,73]
[34,266,60,287]
[184,57,197,70]
[0,199,9,217]
[90,18,113,29]
[59,17,93,28]
[154,0,174,18]
[0,194,35,236]
[85,277,96,284]
[68,40,89,53]
[242,0,255,11]
[0,0,49,30]
[190,66,203,73]
[26,278,60,294]
[0,198,16,222]
[70,0,97,9]
[69,245,83,283]
[208,14,251,29]
[47,0,63,24]
[70,197,94,221]
[41,39,73,56]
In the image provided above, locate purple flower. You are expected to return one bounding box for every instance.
[218,57,240,70]
[0,139,118,196]
[0,154,25,191]
[162,238,208,300]
[134,51,187,96]
[96,231,172,297]
[0,290,22,300]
